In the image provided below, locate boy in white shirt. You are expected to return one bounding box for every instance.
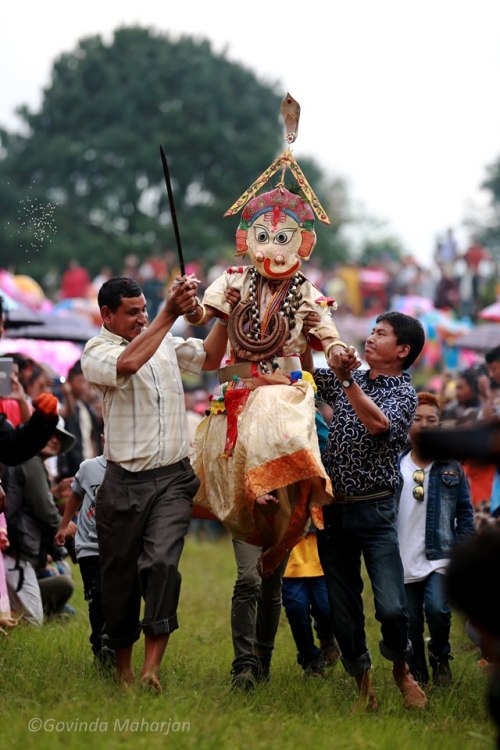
[397,391,474,686]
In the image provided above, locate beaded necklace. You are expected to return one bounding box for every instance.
[227,267,304,364]
[247,266,303,340]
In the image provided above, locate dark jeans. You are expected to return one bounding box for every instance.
[231,538,285,671]
[405,572,451,682]
[79,555,107,657]
[282,575,334,669]
[317,496,411,676]
[96,459,199,650]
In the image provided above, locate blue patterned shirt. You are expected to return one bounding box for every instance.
[314,368,417,495]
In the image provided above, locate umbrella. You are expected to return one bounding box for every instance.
[478,300,500,322]
[3,312,99,343]
[0,339,83,378]
[1,290,44,328]
[454,323,500,353]
[392,294,434,317]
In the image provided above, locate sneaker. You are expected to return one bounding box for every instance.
[320,638,341,667]
[429,653,453,687]
[231,665,257,692]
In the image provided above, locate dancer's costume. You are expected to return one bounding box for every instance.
[192,95,345,574]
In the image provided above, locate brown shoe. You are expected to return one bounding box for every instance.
[393,663,428,709]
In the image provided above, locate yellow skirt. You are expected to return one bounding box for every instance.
[192,380,332,575]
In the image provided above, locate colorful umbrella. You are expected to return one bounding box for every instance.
[454,323,500,353]
[478,300,500,322]
[52,297,101,326]
[0,339,83,377]
[0,290,43,327]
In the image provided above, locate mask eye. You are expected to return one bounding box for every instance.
[274,230,294,245]
[254,226,269,244]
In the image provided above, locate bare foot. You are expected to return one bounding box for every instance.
[141,672,163,693]
[393,663,428,709]
[255,492,279,514]
[116,669,135,689]
[353,671,379,713]
[0,616,17,637]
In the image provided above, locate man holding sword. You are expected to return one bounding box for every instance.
[82,273,228,691]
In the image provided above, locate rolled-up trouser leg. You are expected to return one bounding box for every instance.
[139,463,198,636]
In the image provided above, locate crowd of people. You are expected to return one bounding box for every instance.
[1,234,500,739]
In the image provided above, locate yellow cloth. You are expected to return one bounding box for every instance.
[192,379,332,575]
[284,533,324,578]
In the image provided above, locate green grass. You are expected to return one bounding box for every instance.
[0,536,494,749]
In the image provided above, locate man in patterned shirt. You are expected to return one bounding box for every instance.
[314,311,427,711]
[82,276,229,692]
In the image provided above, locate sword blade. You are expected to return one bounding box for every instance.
[159,144,185,277]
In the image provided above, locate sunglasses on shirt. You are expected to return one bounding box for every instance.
[412,469,425,501]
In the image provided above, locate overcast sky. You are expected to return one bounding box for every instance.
[2,0,500,267]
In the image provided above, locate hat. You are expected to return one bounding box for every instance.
[54,416,76,454]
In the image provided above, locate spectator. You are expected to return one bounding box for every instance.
[3,418,76,625]
[441,368,482,428]
[0,297,59,485]
[58,360,101,478]
[484,347,500,418]
[59,260,91,300]
[0,356,32,426]
[56,444,114,668]
[0,512,16,634]
[282,523,340,677]
[396,391,474,686]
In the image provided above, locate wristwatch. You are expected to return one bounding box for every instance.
[341,377,353,389]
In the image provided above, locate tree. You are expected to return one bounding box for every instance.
[357,235,405,266]
[471,157,500,257]
[0,26,352,280]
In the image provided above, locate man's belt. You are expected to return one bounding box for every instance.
[217,356,301,384]
[332,488,393,504]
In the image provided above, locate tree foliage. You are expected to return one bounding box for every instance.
[357,235,405,266]
[474,158,500,256]
[0,26,352,280]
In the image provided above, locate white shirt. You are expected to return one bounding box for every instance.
[82,325,205,471]
[397,451,448,583]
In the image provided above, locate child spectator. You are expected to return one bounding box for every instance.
[56,443,114,668]
[282,525,340,676]
[281,399,340,677]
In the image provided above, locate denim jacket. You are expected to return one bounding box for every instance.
[397,448,475,560]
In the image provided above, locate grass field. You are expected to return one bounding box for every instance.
[0,535,494,750]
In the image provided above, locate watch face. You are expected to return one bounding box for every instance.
[342,379,352,388]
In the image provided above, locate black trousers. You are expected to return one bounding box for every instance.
[79,555,106,656]
[96,458,199,650]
